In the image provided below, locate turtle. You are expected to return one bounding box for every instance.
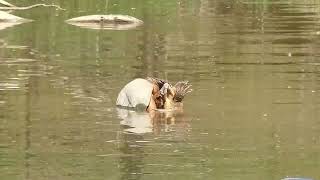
[116,77,192,112]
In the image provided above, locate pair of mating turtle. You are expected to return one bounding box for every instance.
[116,78,192,112]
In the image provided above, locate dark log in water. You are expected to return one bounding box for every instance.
[65,14,143,30]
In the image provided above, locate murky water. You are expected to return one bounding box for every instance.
[1,0,320,179]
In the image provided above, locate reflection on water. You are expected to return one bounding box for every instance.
[117,108,153,134]
[0,0,320,180]
[118,132,145,180]
[116,107,192,179]
[117,107,190,134]
[0,21,27,30]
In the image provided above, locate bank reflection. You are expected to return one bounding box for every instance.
[118,129,145,180]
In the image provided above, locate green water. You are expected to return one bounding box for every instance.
[0,0,320,179]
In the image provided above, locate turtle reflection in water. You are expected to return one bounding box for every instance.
[116,77,192,112]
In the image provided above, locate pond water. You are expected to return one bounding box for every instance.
[0,0,320,179]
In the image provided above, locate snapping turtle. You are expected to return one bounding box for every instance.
[116,78,192,112]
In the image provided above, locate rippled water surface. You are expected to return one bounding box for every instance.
[1,0,320,179]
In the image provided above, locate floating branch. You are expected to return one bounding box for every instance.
[0,10,32,30]
[0,3,65,10]
[0,10,32,22]
[65,14,143,30]
[0,0,15,7]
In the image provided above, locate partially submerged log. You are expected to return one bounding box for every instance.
[0,0,15,7]
[65,14,143,30]
[0,11,32,22]
[0,11,32,30]
[0,0,65,10]
[0,4,65,10]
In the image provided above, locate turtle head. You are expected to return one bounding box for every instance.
[172,81,192,102]
[147,77,192,109]
[160,83,177,109]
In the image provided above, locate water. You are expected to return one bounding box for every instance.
[1,0,320,179]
